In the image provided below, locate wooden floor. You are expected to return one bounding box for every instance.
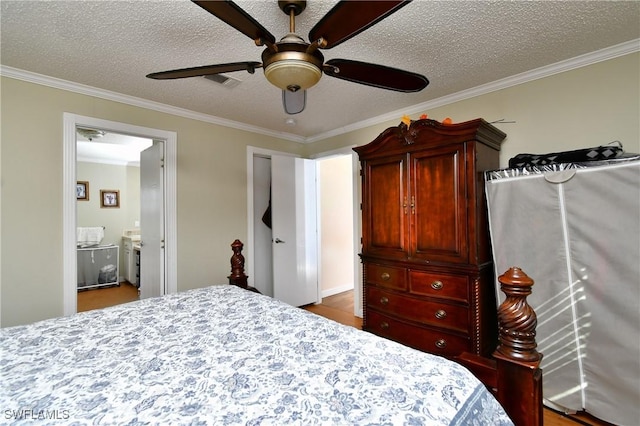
[303,291,611,426]
[303,290,363,329]
[77,282,139,312]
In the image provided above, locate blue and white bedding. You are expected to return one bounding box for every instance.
[1,285,513,425]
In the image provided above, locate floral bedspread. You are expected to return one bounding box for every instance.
[1,285,513,425]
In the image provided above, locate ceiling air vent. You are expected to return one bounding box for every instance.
[203,74,241,88]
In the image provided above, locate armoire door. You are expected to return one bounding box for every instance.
[361,154,408,259]
[410,144,468,263]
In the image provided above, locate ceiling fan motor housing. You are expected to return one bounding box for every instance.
[262,35,324,92]
[278,0,306,16]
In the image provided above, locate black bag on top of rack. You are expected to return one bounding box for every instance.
[508,142,625,169]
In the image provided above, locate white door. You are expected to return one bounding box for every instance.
[271,155,319,306]
[140,141,165,299]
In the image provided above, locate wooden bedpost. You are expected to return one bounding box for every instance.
[493,267,543,426]
[456,267,542,426]
[495,267,541,361]
[228,239,248,289]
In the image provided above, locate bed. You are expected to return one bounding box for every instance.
[1,240,542,425]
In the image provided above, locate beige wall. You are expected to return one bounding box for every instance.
[318,155,355,295]
[0,77,303,326]
[2,52,638,327]
[305,53,640,162]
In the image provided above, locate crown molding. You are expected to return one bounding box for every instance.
[2,38,638,145]
[306,38,640,143]
[0,65,306,143]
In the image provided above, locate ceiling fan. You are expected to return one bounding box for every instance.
[147,0,429,114]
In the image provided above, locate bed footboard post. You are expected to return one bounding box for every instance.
[228,239,248,289]
[494,267,543,426]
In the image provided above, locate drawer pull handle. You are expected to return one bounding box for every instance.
[380,296,389,305]
[380,322,389,330]
[435,309,447,319]
[380,272,391,281]
[431,280,443,290]
[435,339,447,349]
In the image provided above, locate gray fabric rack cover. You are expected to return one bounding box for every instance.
[485,158,639,426]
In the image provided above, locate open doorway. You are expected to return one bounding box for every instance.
[62,114,177,316]
[314,150,361,318]
[316,154,356,300]
[246,146,361,316]
[75,129,152,311]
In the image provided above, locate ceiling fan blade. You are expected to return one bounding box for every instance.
[147,62,262,80]
[324,59,429,92]
[309,1,410,49]
[192,0,276,44]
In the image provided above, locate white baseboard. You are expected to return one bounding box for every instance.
[321,284,354,299]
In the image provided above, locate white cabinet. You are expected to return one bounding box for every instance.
[122,237,139,286]
[123,246,131,282]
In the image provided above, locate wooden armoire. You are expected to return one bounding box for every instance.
[354,118,506,357]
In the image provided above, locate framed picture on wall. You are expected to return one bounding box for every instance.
[100,190,120,208]
[76,181,89,201]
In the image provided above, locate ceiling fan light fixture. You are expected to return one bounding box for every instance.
[77,127,106,141]
[264,59,322,91]
[262,38,324,91]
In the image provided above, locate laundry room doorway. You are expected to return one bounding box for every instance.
[63,113,177,316]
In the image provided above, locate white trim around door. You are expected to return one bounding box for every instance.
[63,113,177,316]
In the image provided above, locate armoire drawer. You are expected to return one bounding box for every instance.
[365,310,470,356]
[366,287,469,333]
[365,263,406,290]
[409,270,470,302]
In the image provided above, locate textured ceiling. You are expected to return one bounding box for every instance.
[2,0,639,141]
[77,132,153,165]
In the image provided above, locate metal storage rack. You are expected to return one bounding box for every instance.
[77,245,119,290]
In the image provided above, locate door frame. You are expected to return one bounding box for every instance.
[63,113,177,316]
[246,145,362,317]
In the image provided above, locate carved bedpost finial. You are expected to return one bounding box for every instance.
[228,239,248,289]
[496,267,541,362]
